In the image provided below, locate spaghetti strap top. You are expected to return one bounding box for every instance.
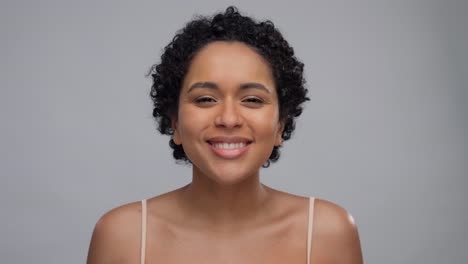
[140,197,315,264]
[306,197,316,264]
[140,199,147,264]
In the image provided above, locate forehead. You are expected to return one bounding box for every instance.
[182,41,275,90]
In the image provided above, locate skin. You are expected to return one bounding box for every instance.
[87,41,363,264]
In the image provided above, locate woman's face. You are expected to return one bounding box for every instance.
[173,41,284,184]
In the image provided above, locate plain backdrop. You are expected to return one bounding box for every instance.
[1,0,467,263]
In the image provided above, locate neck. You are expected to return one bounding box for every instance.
[179,167,272,230]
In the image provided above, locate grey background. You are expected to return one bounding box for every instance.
[1,0,467,263]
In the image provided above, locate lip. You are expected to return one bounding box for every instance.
[206,136,252,159]
[207,136,253,144]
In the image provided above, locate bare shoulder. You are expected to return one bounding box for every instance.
[313,198,364,263]
[86,201,142,264]
[314,198,358,234]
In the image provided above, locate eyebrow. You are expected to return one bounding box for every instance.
[187,81,271,94]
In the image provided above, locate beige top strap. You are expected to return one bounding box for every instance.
[140,199,147,264]
[307,197,315,264]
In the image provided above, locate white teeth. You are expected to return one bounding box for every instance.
[212,142,247,149]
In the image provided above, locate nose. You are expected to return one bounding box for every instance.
[214,99,243,129]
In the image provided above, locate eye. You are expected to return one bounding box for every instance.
[194,96,217,105]
[242,97,264,105]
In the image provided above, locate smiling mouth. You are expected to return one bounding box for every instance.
[209,142,250,149]
[206,140,252,159]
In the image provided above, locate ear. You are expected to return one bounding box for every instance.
[171,117,182,145]
[275,120,285,147]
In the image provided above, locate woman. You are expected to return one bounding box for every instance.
[87,6,363,264]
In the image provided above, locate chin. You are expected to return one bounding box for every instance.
[198,164,260,186]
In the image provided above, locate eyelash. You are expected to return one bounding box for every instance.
[194,97,216,104]
[243,97,264,104]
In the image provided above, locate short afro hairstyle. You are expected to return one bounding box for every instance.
[149,6,309,167]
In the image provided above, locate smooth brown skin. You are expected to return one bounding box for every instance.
[87,42,363,264]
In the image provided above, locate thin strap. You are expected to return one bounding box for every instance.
[306,197,315,264]
[140,199,147,264]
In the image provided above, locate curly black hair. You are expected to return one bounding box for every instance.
[149,6,309,167]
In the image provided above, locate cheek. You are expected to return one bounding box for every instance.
[177,108,209,137]
[248,109,280,136]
